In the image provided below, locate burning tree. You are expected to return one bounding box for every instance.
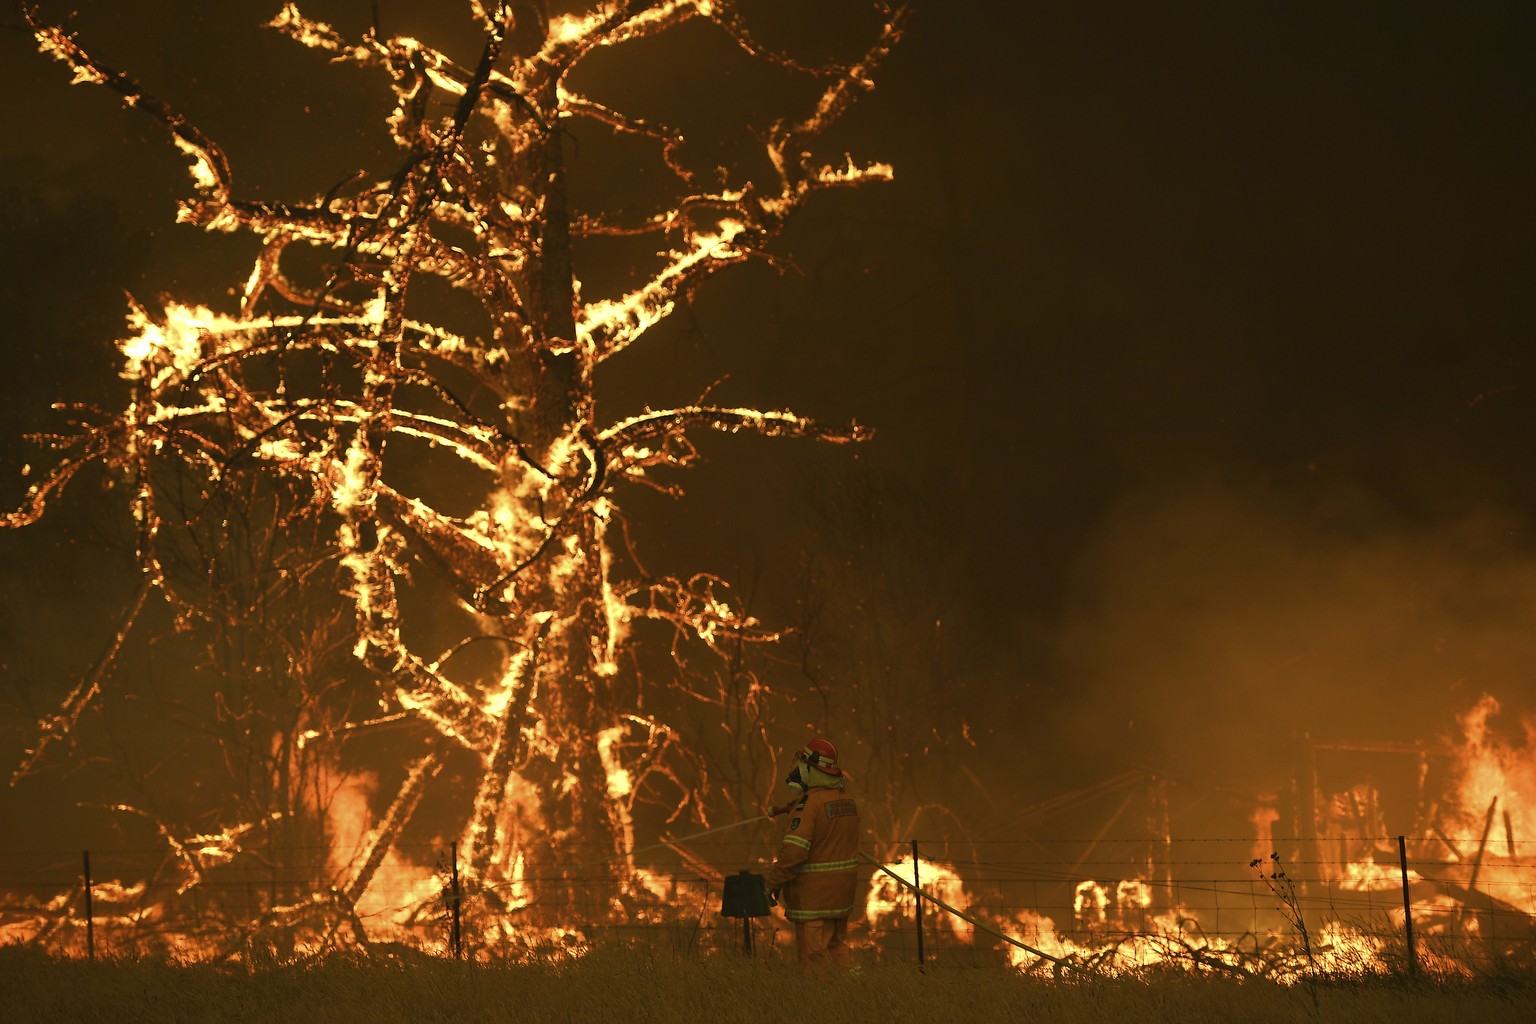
[7,1,903,951]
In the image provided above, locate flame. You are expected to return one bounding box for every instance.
[865,855,972,945]
[323,771,377,880]
[120,301,239,385]
[1450,694,1535,846]
[1337,859,1406,891]
[548,13,593,45]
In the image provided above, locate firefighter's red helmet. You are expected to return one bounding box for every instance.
[799,737,841,775]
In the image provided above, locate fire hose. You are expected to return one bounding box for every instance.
[569,814,774,871]
[643,810,1071,970]
[857,850,1069,969]
[547,811,1072,969]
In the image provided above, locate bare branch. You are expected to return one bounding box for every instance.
[10,576,154,782]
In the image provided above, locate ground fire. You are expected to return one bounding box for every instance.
[855,695,1536,977]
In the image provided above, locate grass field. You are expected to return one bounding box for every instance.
[3,946,1534,1024]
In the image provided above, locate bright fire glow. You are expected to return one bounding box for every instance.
[9,0,903,962]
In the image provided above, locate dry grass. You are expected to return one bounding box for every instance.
[2,945,1534,1023]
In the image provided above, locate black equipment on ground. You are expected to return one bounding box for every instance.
[720,869,771,955]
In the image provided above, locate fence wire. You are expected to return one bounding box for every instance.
[1,835,1531,973]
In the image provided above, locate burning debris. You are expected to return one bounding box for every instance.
[1280,694,1536,932]
[848,695,1536,978]
[6,1,903,956]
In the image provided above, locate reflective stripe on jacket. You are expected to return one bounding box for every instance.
[765,786,860,921]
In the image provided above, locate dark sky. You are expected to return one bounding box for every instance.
[2,1,1535,843]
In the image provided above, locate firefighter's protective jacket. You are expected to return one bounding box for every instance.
[765,786,860,921]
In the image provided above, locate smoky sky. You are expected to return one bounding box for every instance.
[1,0,1535,844]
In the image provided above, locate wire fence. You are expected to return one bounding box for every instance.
[2,834,1532,974]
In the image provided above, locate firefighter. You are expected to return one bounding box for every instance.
[765,737,860,971]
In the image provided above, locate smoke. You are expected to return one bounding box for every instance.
[1048,470,1536,787]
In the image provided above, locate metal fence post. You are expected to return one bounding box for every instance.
[451,841,463,960]
[1398,835,1416,978]
[912,839,925,969]
[82,850,95,961]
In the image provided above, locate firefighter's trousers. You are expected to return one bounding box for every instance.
[793,916,852,971]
